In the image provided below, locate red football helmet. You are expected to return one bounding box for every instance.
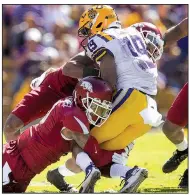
[73,76,113,127]
[131,22,164,62]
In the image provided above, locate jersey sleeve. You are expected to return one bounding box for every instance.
[86,32,115,63]
[83,136,125,167]
[63,107,90,134]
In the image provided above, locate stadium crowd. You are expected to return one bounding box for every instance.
[3,5,188,123]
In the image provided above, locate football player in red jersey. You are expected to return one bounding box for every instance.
[162,18,188,188]
[3,77,113,193]
[47,78,147,193]
[45,14,188,193]
[3,52,99,143]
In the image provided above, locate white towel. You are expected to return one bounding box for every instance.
[140,95,164,127]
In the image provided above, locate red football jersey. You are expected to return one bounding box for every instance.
[42,67,78,97]
[17,97,89,174]
[12,67,78,126]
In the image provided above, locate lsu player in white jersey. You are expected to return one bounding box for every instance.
[50,5,164,193]
[78,5,164,150]
[47,5,165,193]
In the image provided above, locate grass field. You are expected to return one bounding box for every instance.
[24,131,188,193]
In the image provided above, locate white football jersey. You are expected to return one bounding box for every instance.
[86,27,158,95]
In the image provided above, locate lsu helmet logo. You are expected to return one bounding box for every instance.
[88,8,97,19]
[81,81,93,92]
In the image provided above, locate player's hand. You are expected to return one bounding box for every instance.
[61,128,73,140]
[30,68,56,89]
[112,142,135,165]
[112,152,128,165]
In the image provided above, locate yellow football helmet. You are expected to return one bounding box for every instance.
[78,5,121,38]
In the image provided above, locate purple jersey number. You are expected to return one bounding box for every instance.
[87,39,97,52]
[124,35,146,57]
[123,35,155,69]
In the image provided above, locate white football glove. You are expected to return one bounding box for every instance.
[112,142,135,165]
[30,68,56,89]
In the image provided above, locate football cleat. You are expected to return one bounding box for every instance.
[119,166,148,193]
[47,168,77,193]
[178,169,188,189]
[79,163,101,193]
[162,149,188,173]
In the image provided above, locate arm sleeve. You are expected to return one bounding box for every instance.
[84,136,124,167]
[63,108,90,134]
[86,32,114,63]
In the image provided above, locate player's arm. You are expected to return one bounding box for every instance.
[61,128,90,148]
[4,126,22,143]
[60,112,90,147]
[62,51,99,78]
[3,113,24,142]
[99,53,117,91]
[68,131,118,167]
[30,67,57,89]
[85,34,117,90]
[164,18,188,47]
[62,128,99,153]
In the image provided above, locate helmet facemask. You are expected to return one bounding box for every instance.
[82,92,112,127]
[78,21,93,50]
[78,5,120,51]
[78,21,93,38]
[141,30,164,62]
[78,10,100,50]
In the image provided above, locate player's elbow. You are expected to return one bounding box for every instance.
[3,114,23,142]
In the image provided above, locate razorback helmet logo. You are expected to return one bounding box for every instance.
[80,81,93,92]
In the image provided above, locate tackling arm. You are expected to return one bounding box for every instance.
[61,129,118,167]
[61,128,89,148]
[3,114,24,142]
[62,51,99,78]
[164,17,188,47]
[99,53,117,91]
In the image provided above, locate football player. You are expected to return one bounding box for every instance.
[3,7,144,193]
[63,5,165,192]
[161,17,188,188]
[75,5,164,152]
[3,5,163,193]
[3,77,113,193]
[47,5,164,193]
[3,57,98,143]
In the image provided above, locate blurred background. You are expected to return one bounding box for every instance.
[2,5,188,125]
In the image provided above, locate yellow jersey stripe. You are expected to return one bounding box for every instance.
[92,47,106,58]
[95,50,107,62]
[112,88,134,113]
